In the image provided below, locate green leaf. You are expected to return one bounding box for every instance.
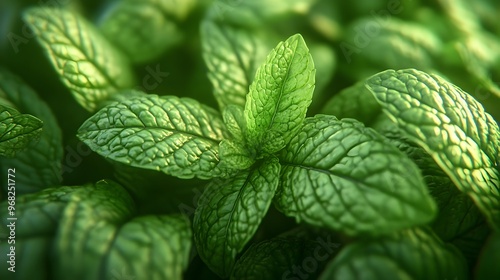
[201,20,269,111]
[321,81,386,127]
[275,115,436,236]
[55,180,136,279]
[231,234,341,280]
[319,227,468,280]
[0,68,63,194]
[99,0,194,63]
[244,33,315,155]
[194,157,281,277]
[383,129,490,265]
[0,105,42,157]
[365,68,500,231]
[105,215,192,280]
[78,94,227,179]
[476,233,500,279]
[223,105,246,143]
[219,139,255,171]
[23,8,135,112]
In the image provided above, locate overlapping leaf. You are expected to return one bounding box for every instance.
[194,157,280,277]
[0,68,63,194]
[78,94,227,179]
[23,8,135,112]
[0,105,42,157]
[201,20,269,110]
[365,69,500,231]
[275,115,436,236]
[319,227,468,280]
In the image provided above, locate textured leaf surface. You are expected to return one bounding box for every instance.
[0,105,42,157]
[219,139,254,171]
[0,68,63,194]
[194,157,280,277]
[319,227,468,280]
[275,115,436,236]
[105,215,192,280]
[201,20,269,110]
[23,8,135,112]
[55,180,136,279]
[244,34,315,155]
[231,234,340,280]
[384,129,490,265]
[99,0,194,63]
[365,68,500,230]
[223,105,246,143]
[78,95,227,179]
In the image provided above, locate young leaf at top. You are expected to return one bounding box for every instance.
[0,105,42,157]
[99,0,195,63]
[0,68,63,194]
[77,94,227,179]
[275,115,436,237]
[193,157,281,278]
[244,33,315,156]
[365,68,500,231]
[201,20,269,111]
[319,227,468,280]
[23,8,135,112]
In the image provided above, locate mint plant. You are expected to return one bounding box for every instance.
[1,1,500,279]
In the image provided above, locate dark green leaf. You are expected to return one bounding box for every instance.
[194,157,281,277]
[0,105,42,157]
[319,227,468,280]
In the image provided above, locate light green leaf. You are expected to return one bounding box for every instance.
[105,215,192,280]
[223,105,246,143]
[319,227,468,280]
[194,157,281,277]
[244,33,315,155]
[365,68,500,231]
[55,180,136,279]
[275,115,436,236]
[201,20,269,111]
[0,105,42,157]
[99,0,195,63]
[0,68,63,194]
[23,8,135,112]
[78,94,227,179]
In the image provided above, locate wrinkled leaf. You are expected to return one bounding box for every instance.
[194,157,280,277]
[23,8,135,112]
[245,33,315,155]
[105,215,192,280]
[366,68,500,231]
[78,94,227,179]
[201,20,269,110]
[0,68,63,194]
[275,115,436,236]
[319,227,468,280]
[0,105,42,157]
